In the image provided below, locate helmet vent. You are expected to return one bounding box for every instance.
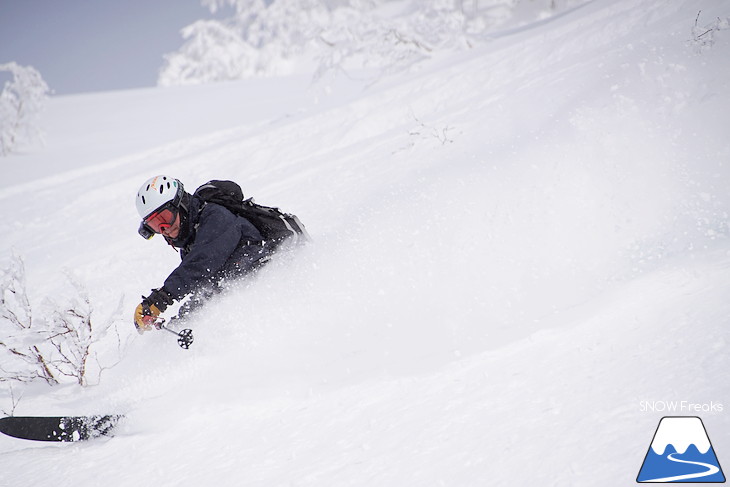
[136,176,181,219]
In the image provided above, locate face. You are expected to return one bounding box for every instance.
[144,206,181,239]
[161,211,181,239]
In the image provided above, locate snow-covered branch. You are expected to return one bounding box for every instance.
[0,255,125,387]
[689,10,730,53]
[0,62,50,157]
[159,0,588,87]
[0,254,56,384]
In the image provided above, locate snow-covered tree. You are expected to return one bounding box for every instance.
[159,0,588,87]
[159,0,333,86]
[159,20,258,86]
[0,62,50,157]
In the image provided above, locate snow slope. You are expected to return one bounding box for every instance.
[1,0,729,485]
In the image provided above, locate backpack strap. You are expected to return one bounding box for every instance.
[197,200,269,248]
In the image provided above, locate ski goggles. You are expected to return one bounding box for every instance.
[139,204,178,238]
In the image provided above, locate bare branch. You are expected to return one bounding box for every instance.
[1,255,125,387]
[1,383,23,416]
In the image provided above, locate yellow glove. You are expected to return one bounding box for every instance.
[134,302,162,334]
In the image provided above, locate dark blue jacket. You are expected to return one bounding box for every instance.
[162,196,267,300]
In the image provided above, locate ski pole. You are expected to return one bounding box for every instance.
[154,319,194,349]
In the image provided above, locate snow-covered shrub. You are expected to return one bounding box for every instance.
[0,255,56,384]
[0,255,124,386]
[0,62,50,157]
[689,11,730,53]
[42,272,114,387]
[159,0,589,86]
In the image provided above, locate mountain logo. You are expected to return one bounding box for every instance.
[637,416,725,483]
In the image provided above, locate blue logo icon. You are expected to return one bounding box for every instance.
[637,416,725,483]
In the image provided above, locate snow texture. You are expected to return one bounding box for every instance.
[1,0,729,485]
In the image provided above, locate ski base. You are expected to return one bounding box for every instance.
[0,415,123,442]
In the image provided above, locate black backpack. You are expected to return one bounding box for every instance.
[194,180,310,248]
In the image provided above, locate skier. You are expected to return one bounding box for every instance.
[133,175,276,334]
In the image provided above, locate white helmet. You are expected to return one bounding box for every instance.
[136,175,184,219]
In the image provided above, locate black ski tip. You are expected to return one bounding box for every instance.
[0,414,124,442]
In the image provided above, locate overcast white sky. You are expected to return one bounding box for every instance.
[0,0,220,95]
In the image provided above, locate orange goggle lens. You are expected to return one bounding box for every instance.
[144,208,176,233]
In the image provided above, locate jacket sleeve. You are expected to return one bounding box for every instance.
[162,204,255,300]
